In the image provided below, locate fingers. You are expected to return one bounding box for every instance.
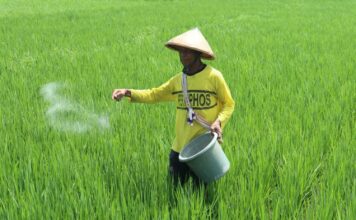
[112,89,119,100]
[213,128,222,142]
[210,119,223,142]
[210,124,222,139]
[112,89,124,101]
[215,129,222,139]
[211,130,222,140]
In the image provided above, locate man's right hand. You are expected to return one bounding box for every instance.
[112,89,131,101]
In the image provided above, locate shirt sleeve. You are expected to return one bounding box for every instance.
[129,76,176,103]
[215,72,235,128]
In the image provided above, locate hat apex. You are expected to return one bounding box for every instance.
[165,28,215,60]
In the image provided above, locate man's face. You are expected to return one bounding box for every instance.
[179,48,200,67]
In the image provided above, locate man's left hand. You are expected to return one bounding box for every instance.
[210,119,222,141]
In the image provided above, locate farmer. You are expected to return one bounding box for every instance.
[112,28,235,187]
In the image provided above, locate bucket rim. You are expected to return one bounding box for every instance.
[179,132,218,162]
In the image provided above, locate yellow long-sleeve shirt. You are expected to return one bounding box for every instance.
[129,65,235,152]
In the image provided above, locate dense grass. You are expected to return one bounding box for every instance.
[0,0,355,219]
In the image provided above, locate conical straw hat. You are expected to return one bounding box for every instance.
[165,28,215,60]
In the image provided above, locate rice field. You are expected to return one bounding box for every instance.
[0,0,355,219]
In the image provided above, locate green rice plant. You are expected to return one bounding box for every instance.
[0,0,354,219]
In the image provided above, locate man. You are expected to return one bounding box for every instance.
[112,28,235,187]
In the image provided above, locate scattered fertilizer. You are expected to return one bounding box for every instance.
[40,82,110,133]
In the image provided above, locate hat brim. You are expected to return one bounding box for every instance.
[165,43,215,60]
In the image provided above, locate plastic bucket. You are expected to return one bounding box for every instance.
[179,132,230,183]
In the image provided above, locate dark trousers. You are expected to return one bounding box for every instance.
[168,150,204,187]
[168,150,218,218]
